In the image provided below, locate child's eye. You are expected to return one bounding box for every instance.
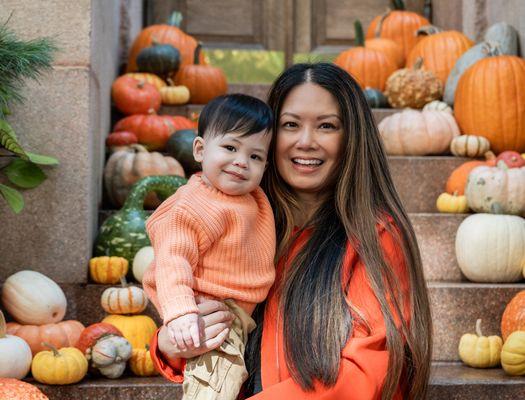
[224,145,236,152]
[251,154,263,161]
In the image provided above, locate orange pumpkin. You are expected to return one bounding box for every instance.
[127,12,205,72]
[0,378,48,399]
[406,30,474,85]
[111,76,161,116]
[335,21,397,91]
[445,152,496,195]
[6,320,85,356]
[365,37,404,68]
[501,291,525,341]
[366,0,429,58]
[173,44,228,104]
[454,55,525,154]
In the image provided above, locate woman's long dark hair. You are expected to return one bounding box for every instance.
[247,63,432,399]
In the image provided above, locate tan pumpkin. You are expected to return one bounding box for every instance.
[436,192,468,214]
[0,310,32,379]
[129,345,159,376]
[501,331,525,375]
[458,319,502,368]
[89,256,129,284]
[104,144,185,208]
[160,84,190,105]
[102,314,157,349]
[378,109,459,156]
[450,135,491,158]
[384,58,443,109]
[455,213,525,282]
[422,100,452,114]
[1,270,67,325]
[6,319,85,356]
[465,162,525,216]
[124,73,167,90]
[31,343,88,385]
[101,277,148,315]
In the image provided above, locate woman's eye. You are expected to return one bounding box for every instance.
[282,121,298,128]
[224,145,236,151]
[319,122,337,130]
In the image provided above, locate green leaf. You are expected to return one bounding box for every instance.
[0,119,27,159]
[4,158,46,188]
[1,104,10,116]
[0,183,24,213]
[26,151,59,165]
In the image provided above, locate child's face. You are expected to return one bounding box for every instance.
[193,129,272,196]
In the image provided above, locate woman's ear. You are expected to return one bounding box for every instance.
[193,136,205,163]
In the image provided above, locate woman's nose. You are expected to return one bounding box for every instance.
[296,127,318,150]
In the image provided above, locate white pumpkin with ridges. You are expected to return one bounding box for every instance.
[0,310,32,379]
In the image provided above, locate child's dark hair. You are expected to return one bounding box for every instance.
[197,94,273,139]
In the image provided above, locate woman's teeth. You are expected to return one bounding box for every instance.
[292,158,323,165]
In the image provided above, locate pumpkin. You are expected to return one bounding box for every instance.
[113,110,177,151]
[0,310,32,379]
[124,73,167,90]
[127,11,204,72]
[1,270,67,325]
[445,152,496,195]
[384,58,442,109]
[101,277,148,315]
[0,378,48,399]
[366,0,429,58]
[94,176,187,262]
[111,76,161,116]
[365,37,404,68]
[89,256,128,284]
[458,319,502,368]
[484,22,519,56]
[132,246,154,283]
[173,44,228,104]
[501,331,525,375]
[104,144,185,209]
[129,345,159,376]
[160,81,190,105]
[6,319,85,357]
[455,55,525,154]
[465,162,525,216]
[406,30,474,85]
[436,192,468,214]
[422,100,452,114]
[76,322,123,354]
[106,131,138,151]
[363,87,389,108]
[378,109,459,156]
[497,151,525,168]
[335,21,396,91]
[31,343,88,385]
[136,42,181,77]
[102,314,157,349]
[455,213,525,282]
[502,292,525,341]
[450,135,490,158]
[166,129,201,175]
[443,41,502,106]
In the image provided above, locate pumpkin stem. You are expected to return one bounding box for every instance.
[137,80,145,89]
[167,78,175,87]
[413,57,424,70]
[490,202,504,215]
[194,43,202,65]
[0,310,6,338]
[42,342,61,357]
[416,25,444,36]
[354,20,365,47]
[484,150,496,161]
[122,175,186,212]
[452,190,459,197]
[147,108,157,115]
[482,41,503,57]
[168,11,183,27]
[475,319,483,337]
[496,160,509,170]
[391,0,406,10]
[120,276,128,288]
[375,9,391,37]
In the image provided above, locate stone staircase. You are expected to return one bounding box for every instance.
[31,84,525,398]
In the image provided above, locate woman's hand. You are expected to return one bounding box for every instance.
[158,297,235,361]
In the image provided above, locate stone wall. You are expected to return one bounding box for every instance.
[0,0,142,283]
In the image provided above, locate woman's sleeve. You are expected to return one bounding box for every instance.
[248,226,411,400]
[149,328,186,383]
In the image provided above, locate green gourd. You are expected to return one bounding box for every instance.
[484,22,519,55]
[136,42,181,77]
[363,88,389,108]
[166,129,202,175]
[94,175,187,262]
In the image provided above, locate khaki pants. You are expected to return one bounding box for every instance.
[182,299,256,400]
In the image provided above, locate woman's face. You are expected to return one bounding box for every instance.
[276,83,344,198]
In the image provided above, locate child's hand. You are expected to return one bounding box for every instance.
[166,313,201,349]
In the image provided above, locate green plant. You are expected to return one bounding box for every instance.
[0,18,59,213]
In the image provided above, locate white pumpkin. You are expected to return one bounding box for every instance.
[101,278,148,315]
[423,100,453,114]
[132,246,154,283]
[1,270,67,325]
[465,162,525,216]
[0,310,32,379]
[450,135,491,158]
[455,214,525,282]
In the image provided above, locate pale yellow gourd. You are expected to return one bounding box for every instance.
[31,343,88,385]
[458,319,502,368]
[160,80,190,105]
[101,277,148,315]
[450,135,491,158]
[501,331,525,375]
[436,191,469,213]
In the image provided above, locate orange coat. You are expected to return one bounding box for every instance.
[149,221,411,399]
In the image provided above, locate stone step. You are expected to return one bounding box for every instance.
[98,211,467,282]
[32,363,525,399]
[16,281,521,362]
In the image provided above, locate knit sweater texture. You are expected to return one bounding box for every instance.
[143,173,276,325]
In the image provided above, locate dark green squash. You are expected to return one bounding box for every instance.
[94,175,187,263]
[136,42,181,77]
[364,88,389,108]
[166,129,201,175]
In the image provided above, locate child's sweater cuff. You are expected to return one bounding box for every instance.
[161,295,199,325]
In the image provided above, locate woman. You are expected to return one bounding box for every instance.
[150,63,432,399]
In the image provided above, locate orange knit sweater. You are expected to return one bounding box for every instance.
[143,174,276,325]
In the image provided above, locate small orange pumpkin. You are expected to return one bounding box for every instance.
[502,291,525,341]
[111,76,161,116]
[445,151,496,195]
